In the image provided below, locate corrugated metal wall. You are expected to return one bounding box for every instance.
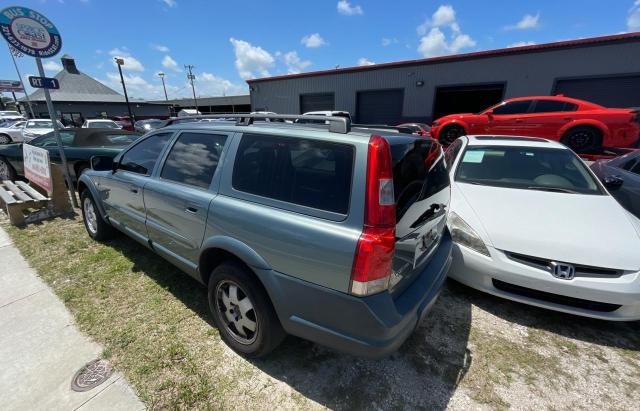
[250,40,640,123]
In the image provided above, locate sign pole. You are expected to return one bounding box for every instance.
[7,44,35,118]
[11,91,20,114]
[35,57,78,208]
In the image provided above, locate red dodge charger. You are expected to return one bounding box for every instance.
[430,96,640,152]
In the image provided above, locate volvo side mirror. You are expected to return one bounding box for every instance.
[603,175,624,190]
[90,155,115,172]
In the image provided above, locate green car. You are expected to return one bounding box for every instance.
[0,128,141,183]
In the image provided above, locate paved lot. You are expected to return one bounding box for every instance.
[0,227,145,411]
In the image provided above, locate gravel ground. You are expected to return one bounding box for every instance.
[238,280,639,410]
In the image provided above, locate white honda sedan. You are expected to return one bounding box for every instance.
[445,135,640,320]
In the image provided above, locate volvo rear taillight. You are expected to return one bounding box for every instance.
[350,135,396,296]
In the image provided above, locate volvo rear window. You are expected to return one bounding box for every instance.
[391,139,448,221]
[233,134,354,214]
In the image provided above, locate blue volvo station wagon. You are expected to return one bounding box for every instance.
[79,114,452,358]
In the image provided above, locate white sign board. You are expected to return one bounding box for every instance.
[23,144,52,193]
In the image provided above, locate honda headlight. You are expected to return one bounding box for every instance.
[448,212,490,256]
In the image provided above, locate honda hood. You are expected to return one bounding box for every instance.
[457,183,640,271]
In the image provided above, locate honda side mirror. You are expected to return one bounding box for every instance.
[603,175,624,189]
[90,155,115,172]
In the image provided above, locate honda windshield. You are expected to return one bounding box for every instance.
[455,146,604,195]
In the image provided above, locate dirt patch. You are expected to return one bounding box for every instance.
[4,216,639,409]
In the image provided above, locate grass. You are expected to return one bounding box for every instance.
[5,215,231,409]
[4,214,640,410]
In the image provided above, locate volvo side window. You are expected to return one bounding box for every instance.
[119,133,172,175]
[233,133,354,214]
[161,132,227,189]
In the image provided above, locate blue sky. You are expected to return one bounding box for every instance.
[1,0,639,101]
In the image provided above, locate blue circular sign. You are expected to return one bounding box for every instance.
[0,6,62,58]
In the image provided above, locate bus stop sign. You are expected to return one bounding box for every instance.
[0,6,62,58]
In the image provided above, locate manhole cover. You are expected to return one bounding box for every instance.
[71,359,113,392]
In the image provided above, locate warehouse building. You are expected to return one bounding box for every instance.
[248,33,640,125]
[21,55,171,126]
[156,95,250,116]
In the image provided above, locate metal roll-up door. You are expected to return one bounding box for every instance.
[554,75,640,107]
[356,89,404,125]
[299,93,335,113]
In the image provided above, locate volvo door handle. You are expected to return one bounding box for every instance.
[129,186,139,194]
[185,206,198,214]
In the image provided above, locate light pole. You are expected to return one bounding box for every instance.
[157,72,168,101]
[114,57,135,126]
[184,64,198,111]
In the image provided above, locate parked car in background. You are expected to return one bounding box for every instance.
[78,114,452,358]
[177,109,201,117]
[0,120,27,144]
[111,116,134,131]
[397,123,431,137]
[134,119,165,133]
[21,119,65,142]
[590,150,640,218]
[82,119,121,129]
[0,128,141,183]
[445,135,640,320]
[297,110,352,124]
[431,96,640,153]
[0,111,24,120]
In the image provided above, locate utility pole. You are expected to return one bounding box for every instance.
[158,72,168,101]
[115,57,135,126]
[184,64,198,111]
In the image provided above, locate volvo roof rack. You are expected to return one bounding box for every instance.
[165,113,351,134]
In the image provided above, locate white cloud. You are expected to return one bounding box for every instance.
[301,33,327,48]
[196,72,247,96]
[629,1,640,31]
[417,28,448,57]
[417,5,459,35]
[450,33,475,51]
[108,48,145,72]
[43,60,62,73]
[152,44,170,53]
[416,5,476,57]
[507,41,536,48]
[283,51,312,74]
[160,0,176,7]
[162,55,181,72]
[229,38,275,80]
[103,72,160,100]
[337,0,363,15]
[505,13,540,30]
[431,4,456,28]
[100,70,245,100]
[381,38,398,46]
[357,57,375,66]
